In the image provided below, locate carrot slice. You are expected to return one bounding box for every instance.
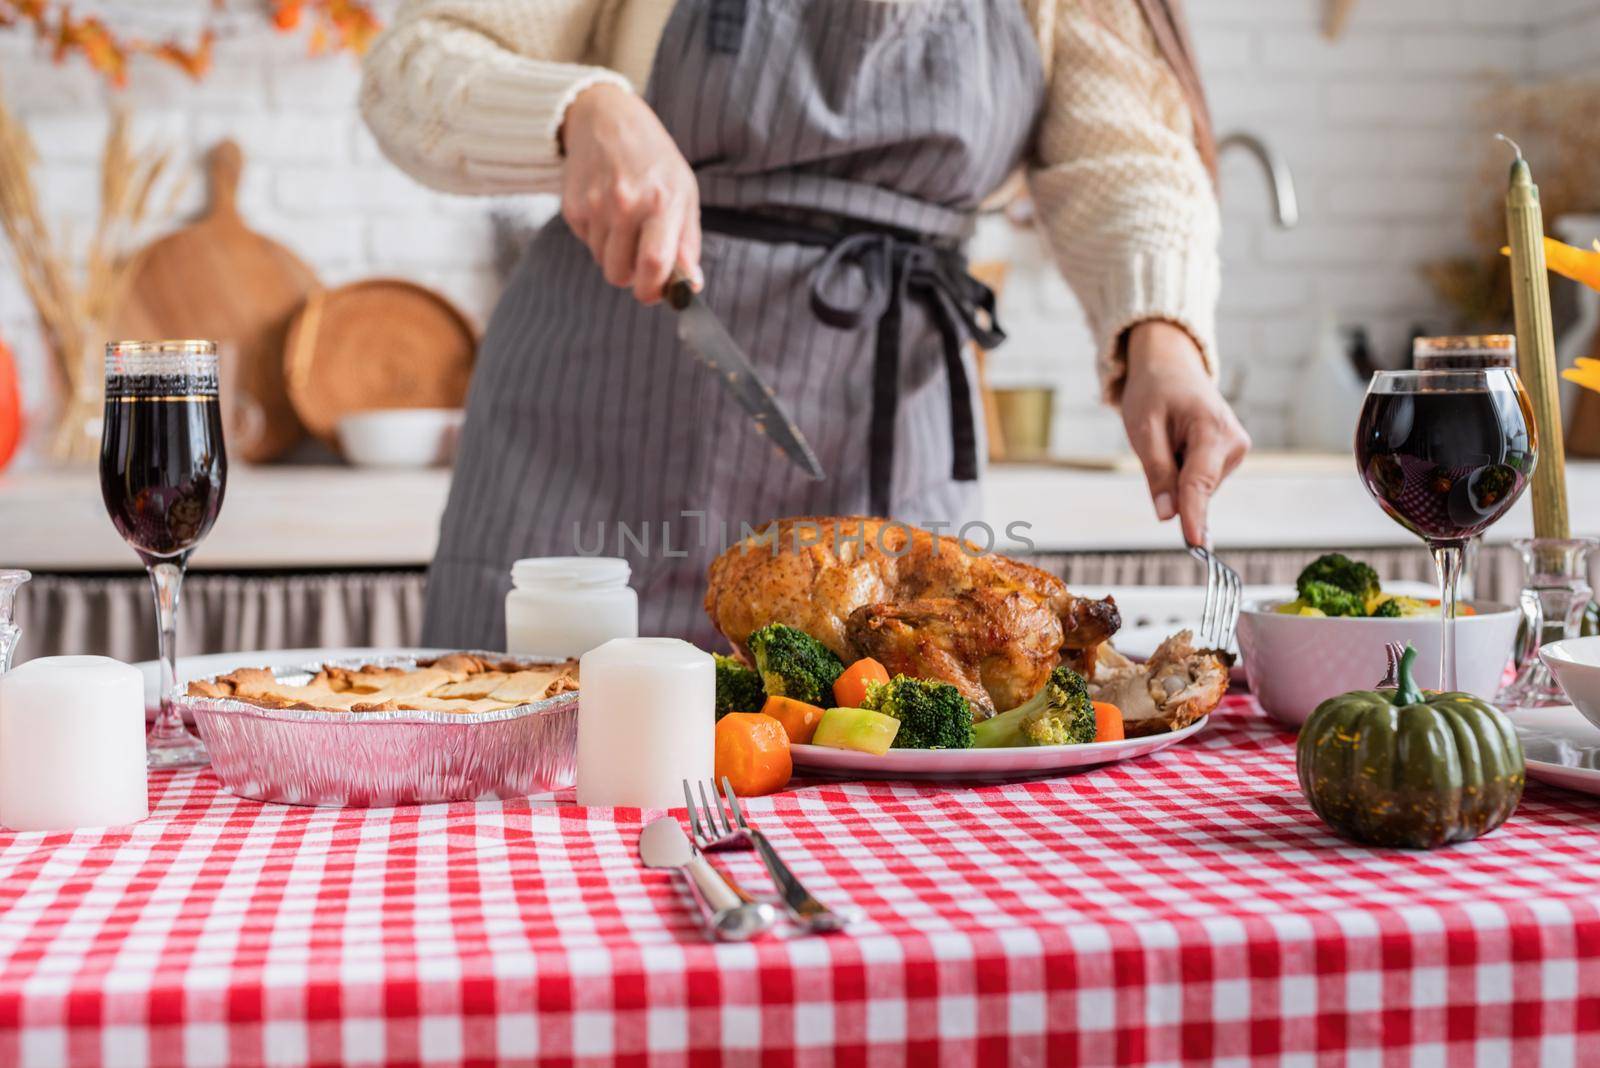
[761,695,826,746]
[714,713,793,797]
[833,657,890,709]
[1092,701,1125,743]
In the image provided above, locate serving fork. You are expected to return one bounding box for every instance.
[1190,545,1243,650]
[683,777,861,933]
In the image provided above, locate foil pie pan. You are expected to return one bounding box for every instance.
[176,653,577,807]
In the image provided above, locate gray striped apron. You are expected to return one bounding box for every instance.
[424,0,1046,650]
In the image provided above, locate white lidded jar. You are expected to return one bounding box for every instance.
[505,557,638,659]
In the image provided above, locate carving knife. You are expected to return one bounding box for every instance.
[665,273,825,480]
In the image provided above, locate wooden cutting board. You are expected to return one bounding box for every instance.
[108,140,317,462]
[284,278,477,446]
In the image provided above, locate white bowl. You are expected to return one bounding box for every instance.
[1236,599,1521,727]
[336,409,464,468]
[1542,637,1600,730]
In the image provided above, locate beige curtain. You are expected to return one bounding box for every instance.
[14,571,426,665]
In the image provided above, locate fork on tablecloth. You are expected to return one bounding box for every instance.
[1190,544,1242,650]
[683,777,861,933]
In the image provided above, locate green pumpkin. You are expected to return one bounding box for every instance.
[1296,646,1524,849]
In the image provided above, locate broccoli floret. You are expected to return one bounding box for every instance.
[747,623,844,707]
[1369,597,1403,619]
[1298,579,1367,618]
[972,666,1096,748]
[861,675,974,750]
[714,654,765,718]
[1297,552,1380,606]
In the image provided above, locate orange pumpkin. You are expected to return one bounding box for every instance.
[0,336,21,473]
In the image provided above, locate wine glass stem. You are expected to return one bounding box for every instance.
[148,559,186,740]
[1430,541,1464,692]
[0,627,17,674]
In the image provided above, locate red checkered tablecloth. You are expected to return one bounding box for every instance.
[4,696,1600,1067]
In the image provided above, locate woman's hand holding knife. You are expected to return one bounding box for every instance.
[560,83,704,305]
[1120,320,1252,550]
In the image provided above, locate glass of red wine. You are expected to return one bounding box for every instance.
[1355,368,1537,691]
[100,341,228,769]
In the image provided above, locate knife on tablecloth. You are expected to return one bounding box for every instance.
[638,817,776,942]
[665,272,825,481]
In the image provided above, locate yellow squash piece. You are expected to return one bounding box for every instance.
[811,706,900,755]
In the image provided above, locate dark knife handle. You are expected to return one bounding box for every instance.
[665,268,695,311]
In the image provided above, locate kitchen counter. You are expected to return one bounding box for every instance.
[7,453,1600,571]
[4,466,451,571]
[988,452,1600,552]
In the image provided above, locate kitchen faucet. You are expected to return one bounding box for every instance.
[1218,131,1299,229]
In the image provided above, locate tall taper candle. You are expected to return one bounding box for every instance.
[1500,134,1569,539]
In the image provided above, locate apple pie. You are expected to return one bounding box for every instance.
[186,653,579,714]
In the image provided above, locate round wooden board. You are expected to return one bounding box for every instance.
[284,279,478,444]
[108,141,316,463]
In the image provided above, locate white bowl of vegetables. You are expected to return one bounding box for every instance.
[1236,554,1521,727]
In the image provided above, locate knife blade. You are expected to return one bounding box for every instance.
[666,274,825,481]
[638,817,776,941]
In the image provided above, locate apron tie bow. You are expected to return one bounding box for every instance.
[809,231,1005,517]
[706,0,747,52]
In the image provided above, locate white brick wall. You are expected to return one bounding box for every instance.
[1,1,1595,463]
[1534,0,1600,73]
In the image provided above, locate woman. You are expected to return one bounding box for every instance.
[361,0,1250,649]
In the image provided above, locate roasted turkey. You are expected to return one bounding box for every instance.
[703,516,1120,716]
[1090,631,1230,737]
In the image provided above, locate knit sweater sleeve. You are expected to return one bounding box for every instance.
[359,0,634,195]
[1028,0,1221,402]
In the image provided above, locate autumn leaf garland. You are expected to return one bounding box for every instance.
[0,0,380,87]
[1523,236,1600,398]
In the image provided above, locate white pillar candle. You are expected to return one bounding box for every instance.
[0,656,149,831]
[576,638,713,808]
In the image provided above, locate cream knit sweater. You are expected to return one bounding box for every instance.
[360,0,1220,397]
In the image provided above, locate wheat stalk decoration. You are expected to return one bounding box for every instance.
[0,84,180,461]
